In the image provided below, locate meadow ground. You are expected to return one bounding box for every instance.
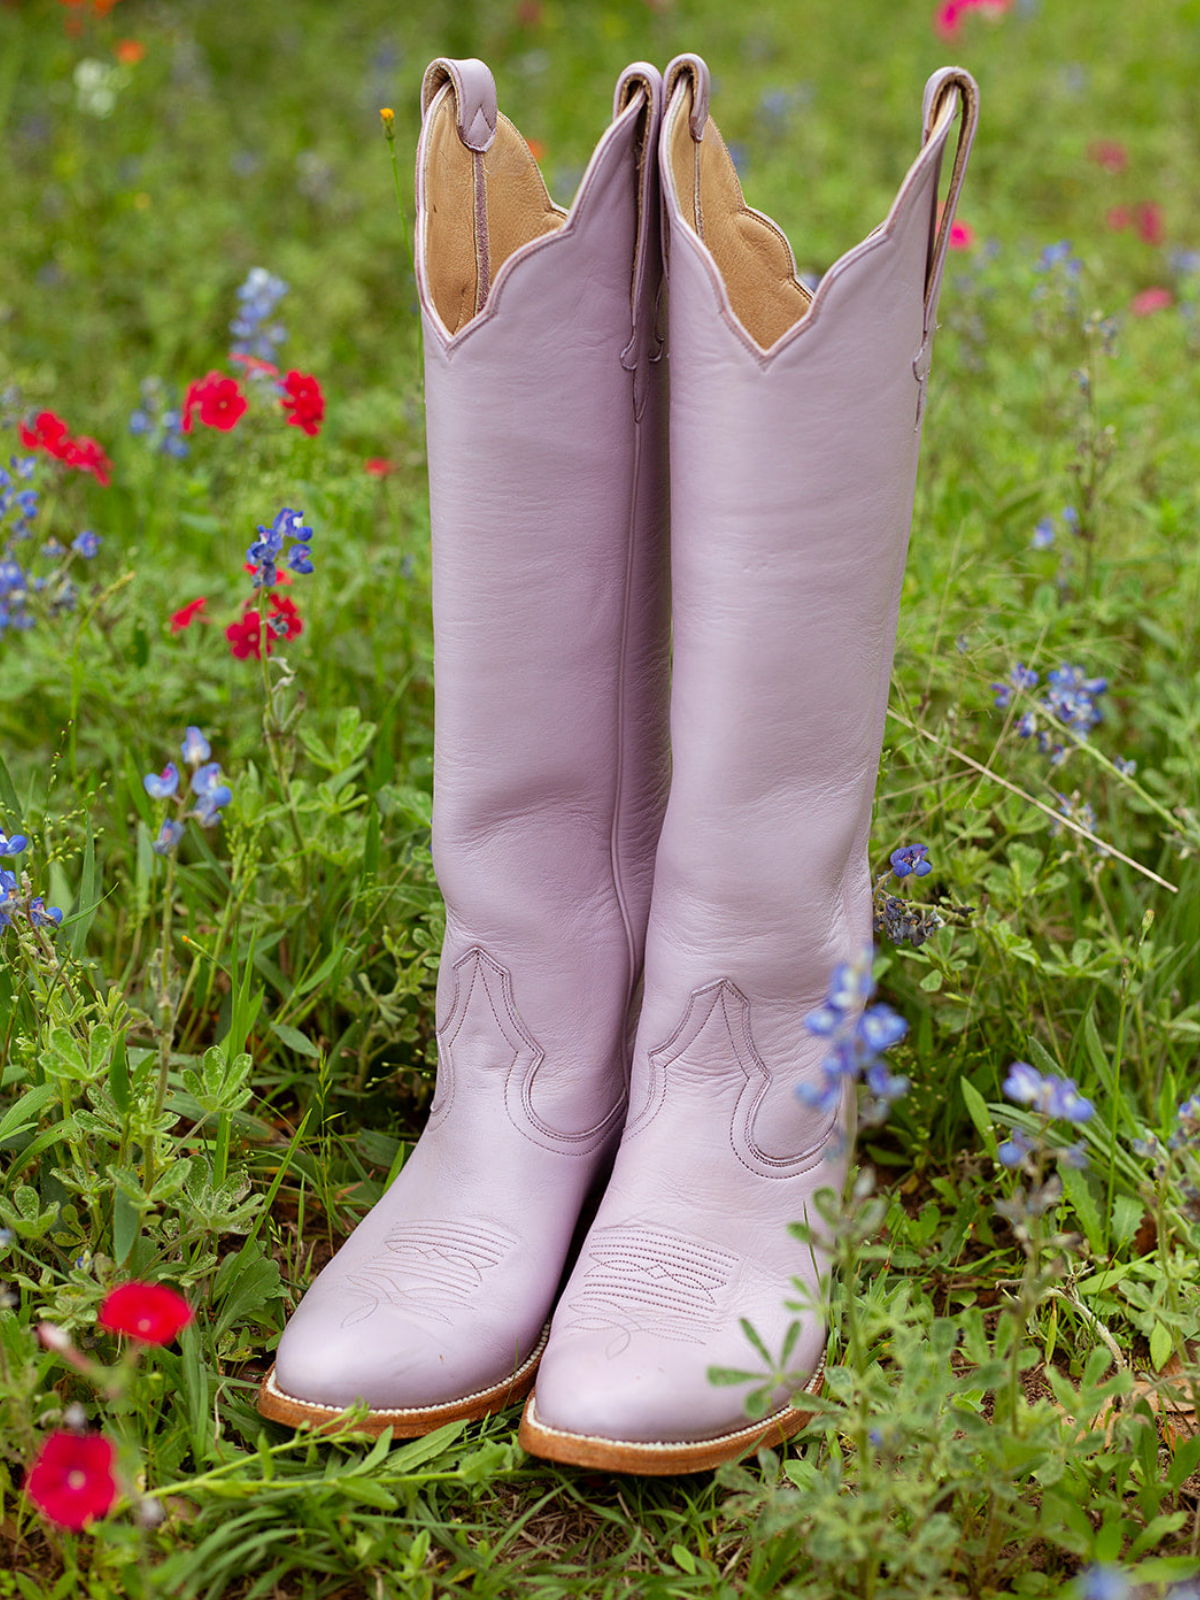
[2,0,1200,1595]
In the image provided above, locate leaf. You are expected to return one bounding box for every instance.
[0,753,20,827]
[1150,1321,1175,1373]
[112,1188,140,1267]
[1060,1163,1106,1256]
[959,1077,996,1154]
[267,1020,321,1060]
[107,1032,130,1115]
[68,816,98,961]
[0,1083,56,1144]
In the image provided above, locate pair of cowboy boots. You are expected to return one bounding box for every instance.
[256,53,978,1475]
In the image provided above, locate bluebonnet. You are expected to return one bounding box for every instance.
[1031,517,1055,550]
[151,819,185,857]
[247,506,314,587]
[1042,663,1107,736]
[1003,1061,1094,1123]
[128,409,153,437]
[190,762,232,827]
[71,531,100,559]
[890,843,931,880]
[230,267,289,363]
[797,949,909,1126]
[180,726,211,767]
[0,831,27,857]
[127,382,190,460]
[1078,1566,1131,1600]
[1113,755,1137,777]
[28,897,62,929]
[1035,240,1082,278]
[143,764,180,800]
[998,1129,1034,1168]
[1061,505,1080,533]
[991,662,1038,709]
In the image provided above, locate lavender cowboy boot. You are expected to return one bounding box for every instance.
[257,57,669,1438]
[520,54,979,1474]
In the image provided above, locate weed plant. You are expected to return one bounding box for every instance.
[2,0,1200,1595]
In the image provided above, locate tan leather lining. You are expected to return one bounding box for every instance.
[668,81,812,351]
[424,86,567,336]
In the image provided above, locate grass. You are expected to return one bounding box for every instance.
[2,0,1200,1594]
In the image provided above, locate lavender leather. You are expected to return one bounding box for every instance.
[532,56,979,1446]
[271,59,670,1413]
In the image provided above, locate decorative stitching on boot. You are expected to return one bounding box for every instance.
[339,1220,518,1328]
[558,1224,737,1357]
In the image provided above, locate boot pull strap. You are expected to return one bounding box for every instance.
[919,66,980,324]
[421,57,497,152]
[664,53,710,142]
[615,62,665,411]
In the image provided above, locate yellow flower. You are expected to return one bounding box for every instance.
[379,107,395,141]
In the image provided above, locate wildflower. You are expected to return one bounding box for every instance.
[992,662,1038,709]
[1131,286,1172,316]
[143,763,180,800]
[874,892,945,948]
[190,762,232,827]
[113,39,145,65]
[1135,202,1165,247]
[71,530,100,559]
[1061,505,1080,531]
[225,610,263,660]
[1078,1566,1132,1600]
[181,372,247,434]
[379,107,395,137]
[1114,755,1137,776]
[998,1130,1034,1167]
[1087,141,1128,173]
[28,898,63,929]
[890,843,932,879]
[1031,517,1055,549]
[364,457,395,476]
[1003,1061,1094,1123]
[18,411,72,461]
[1042,663,1106,736]
[1035,240,1082,278]
[798,949,909,1126]
[230,267,289,364]
[23,1431,117,1530]
[278,371,325,437]
[949,220,975,250]
[62,436,112,487]
[151,819,184,856]
[246,506,314,587]
[0,831,27,857]
[98,1281,194,1344]
[169,597,207,633]
[180,726,211,767]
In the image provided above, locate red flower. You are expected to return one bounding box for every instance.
[170,597,208,633]
[364,458,395,477]
[63,435,113,488]
[98,1282,194,1345]
[1131,286,1172,317]
[1135,201,1164,247]
[949,220,975,251]
[226,597,304,660]
[182,372,247,434]
[269,594,303,641]
[24,1431,117,1530]
[225,610,263,660]
[1088,139,1128,173]
[243,562,292,586]
[19,410,73,461]
[114,39,145,65]
[1106,204,1133,232]
[278,370,325,437]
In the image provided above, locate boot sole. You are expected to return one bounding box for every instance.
[517,1354,824,1475]
[255,1325,548,1439]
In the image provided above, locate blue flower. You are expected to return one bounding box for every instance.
[1061,505,1080,532]
[230,267,289,363]
[1003,1061,1094,1124]
[189,761,231,826]
[143,764,180,800]
[247,505,314,587]
[798,948,908,1124]
[890,843,931,880]
[128,409,153,436]
[28,897,63,929]
[0,831,27,857]
[71,530,100,559]
[1031,517,1055,549]
[1042,663,1107,737]
[998,1131,1033,1167]
[860,1004,909,1053]
[180,726,211,767]
[151,819,184,857]
[1114,755,1137,777]
[1078,1566,1131,1600]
